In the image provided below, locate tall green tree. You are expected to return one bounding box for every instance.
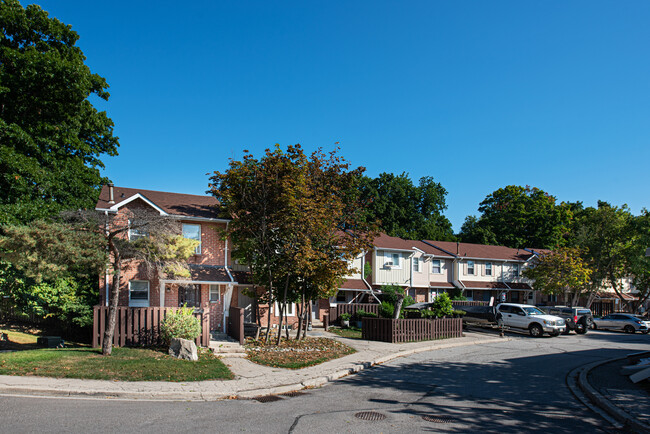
[523,247,593,307]
[459,185,572,249]
[624,209,650,312]
[568,201,634,307]
[0,0,118,224]
[359,173,454,241]
[210,145,376,343]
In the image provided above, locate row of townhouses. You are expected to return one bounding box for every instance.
[97,185,633,333]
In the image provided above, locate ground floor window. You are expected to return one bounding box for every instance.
[209,284,221,302]
[464,290,474,301]
[274,301,295,316]
[336,291,346,302]
[129,280,149,307]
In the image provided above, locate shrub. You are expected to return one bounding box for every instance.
[430,292,454,318]
[420,309,438,319]
[354,309,378,319]
[379,301,394,318]
[339,313,351,321]
[160,305,201,344]
[453,309,466,317]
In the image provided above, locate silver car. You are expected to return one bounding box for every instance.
[592,313,649,334]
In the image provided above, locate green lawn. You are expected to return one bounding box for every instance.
[329,326,362,339]
[0,346,233,382]
[246,337,355,369]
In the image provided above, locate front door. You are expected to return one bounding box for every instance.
[179,284,201,308]
[237,288,255,323]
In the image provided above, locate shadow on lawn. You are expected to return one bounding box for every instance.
[0,322,88,352]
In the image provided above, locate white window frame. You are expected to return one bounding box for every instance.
[128,280,150,307]
[512,263,519,277]
[127,219,148,241]
[467,261,475,275]
[182,223,202,254]
[485,262,492,276]
[432,259,442,274]
[274,302,295,316]
[413,257,420,272]
[209,284,221,303]
[387,252,401,269]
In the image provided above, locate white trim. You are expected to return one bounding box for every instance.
[377,247,416,253]
[274,301,295,316]
[159,281,165,306]
[209,284,221,303]
[431,259,442,274]
[108,193,168,215]
[128,280,150,307]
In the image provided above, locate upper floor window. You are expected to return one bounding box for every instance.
[512,263,519,277]
[386,252,401,269]
[485,263,492,276]
[128,219,148,241]
[182,223,201,254]
[467,261,475,275]
[413,257,420,272]
[432,260,441,274]
[209,284,221,302]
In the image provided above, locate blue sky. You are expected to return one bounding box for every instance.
[33,0,650,231]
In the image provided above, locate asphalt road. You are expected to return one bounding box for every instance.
[2,329,648,433]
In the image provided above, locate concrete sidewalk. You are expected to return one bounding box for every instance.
[0,331,506,401]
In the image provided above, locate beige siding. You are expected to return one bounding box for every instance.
[344,255,364,280]
[374,250,411,286]
[430,258,452,284]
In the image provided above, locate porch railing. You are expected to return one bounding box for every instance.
[92,306,210,348]
[329,303,380,322]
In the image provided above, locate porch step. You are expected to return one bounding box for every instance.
[209,333,247,357]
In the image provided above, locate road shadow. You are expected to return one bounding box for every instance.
[334,347,637,433]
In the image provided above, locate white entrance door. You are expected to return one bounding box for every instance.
[237,288,255,323]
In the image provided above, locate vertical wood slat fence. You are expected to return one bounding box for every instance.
[451,301,488,306]
[329,303,380,322]
[362,317,462,343]
[92,306,209,348]
[228,306,245,345]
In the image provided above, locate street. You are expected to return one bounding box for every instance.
[2,329,648,433]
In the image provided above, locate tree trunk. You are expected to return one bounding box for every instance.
[295,298,303,341]
[393,293,405,319]
[264,291,273,344]
[102,253,121,356]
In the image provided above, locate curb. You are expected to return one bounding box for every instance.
[0,336,508,401]
[576,357,650,434]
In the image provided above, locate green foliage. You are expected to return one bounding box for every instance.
[363,262,372,279]
[419,310,438,319]
[451,294,467,301]
[379,301,394,319]
[160,305,202,343]
[339,313,351,322]
[359,173,455,241]
[26,277,94,327]
[380,284,415,308]
[459,185,571,249]
[453,309,466,317]
[0,0,119,224]
[354,309,377,319]
[430,292,454,318]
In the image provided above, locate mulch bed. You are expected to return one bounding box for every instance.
[246,337,355,369]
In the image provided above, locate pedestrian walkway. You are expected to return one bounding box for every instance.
[0,331,506,401]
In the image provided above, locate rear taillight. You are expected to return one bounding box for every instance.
[574,315,578,323]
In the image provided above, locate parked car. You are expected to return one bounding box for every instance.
[592,313,649,334]
[538,306,593,334]
[496,303,566,337]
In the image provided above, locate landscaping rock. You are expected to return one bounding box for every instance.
[168,338,198,361]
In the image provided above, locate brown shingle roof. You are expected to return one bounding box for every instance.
[96,185,222,219]
[340,279,370,290]
[429,281,455,288]
[189,265,231,282]
[372,233,454,258]
[423,240,536,262]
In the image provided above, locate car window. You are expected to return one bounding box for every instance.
[577,310,591,315]
[498,305,512,314]
[523,307,544,315]
[602,315,612,319]
[562,309,572,314]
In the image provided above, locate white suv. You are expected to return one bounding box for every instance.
[496,303,566,337]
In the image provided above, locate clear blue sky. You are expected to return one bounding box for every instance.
[33,0,650,232]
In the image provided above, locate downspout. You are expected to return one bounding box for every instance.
[360,251,380,303]
[223,221,235,332]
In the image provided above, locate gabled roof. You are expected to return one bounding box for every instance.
[96,185,223,220]
[422,240,536,262]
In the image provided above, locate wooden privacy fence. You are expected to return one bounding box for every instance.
[330,303,380,322]
[362,317,462,343]
[92,306,210,348]
[452,301,488,306]
[228,306,245,345]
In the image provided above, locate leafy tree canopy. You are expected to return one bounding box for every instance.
[359,173,454,241]
[459,185,571,249]
[0,0,118,224]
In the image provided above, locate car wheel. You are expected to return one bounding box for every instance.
[576,321,588,335]
[624,325,635,334]
[529,323,543,338]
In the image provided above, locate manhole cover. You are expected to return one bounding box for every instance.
[252,395,283,403]
[422,415,454,423]
[354,411,387,421]
[281,391,306,397]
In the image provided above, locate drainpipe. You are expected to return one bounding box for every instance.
[223,221,234,332]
